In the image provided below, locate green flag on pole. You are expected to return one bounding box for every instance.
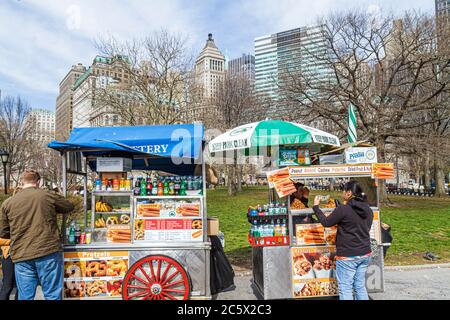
[348,103,357,144]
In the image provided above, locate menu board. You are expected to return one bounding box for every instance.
[136,200,201,218]
[296,224,337,246]
[291,246,338,299]
[63,251,129,299]
[134,218,203,242]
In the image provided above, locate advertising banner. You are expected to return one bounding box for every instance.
[134,218,203,242]
[291,246,338,298]
[279,148,311,166]
[63,251,129,299]
[266,167,296,198]
[289,164,373,178]
[295,224,337,246]
[345,147,378,164]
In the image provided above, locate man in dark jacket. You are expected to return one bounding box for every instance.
[0,169,74,300]
[312,181,373,300]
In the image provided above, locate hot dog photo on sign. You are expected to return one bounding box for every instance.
[266,168,297,198]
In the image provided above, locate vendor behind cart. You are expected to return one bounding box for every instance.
[290,183,317,225]
[312,180,373,300]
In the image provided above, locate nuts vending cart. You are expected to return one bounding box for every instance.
[251,160,393,300]
[49,124,211,300]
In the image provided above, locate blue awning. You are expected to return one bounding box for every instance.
[48,124,204,175]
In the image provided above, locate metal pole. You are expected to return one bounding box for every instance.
[201,141,207,243]
[61,152,68,241]
[83,156,88,228]
[62,152,67,197]
[3,162,7,195]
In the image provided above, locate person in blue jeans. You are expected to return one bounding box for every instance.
[0,170,74,300]
[312,181,373,300]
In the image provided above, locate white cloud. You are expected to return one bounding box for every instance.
[0,0,435,109]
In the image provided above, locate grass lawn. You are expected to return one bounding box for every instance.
[207,186,450,268]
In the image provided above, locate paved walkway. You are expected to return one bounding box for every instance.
[10,263,450,300]
[216,263,450,300]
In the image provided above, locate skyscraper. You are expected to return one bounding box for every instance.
[26,108,56,144]
[195,33,226,100]
[228,54,255,84]
[436,0,450,24]
[254,25,331,118]
[71,55,128,128]
[55,63,86,140]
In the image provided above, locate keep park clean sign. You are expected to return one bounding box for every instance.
[345,147,378,164]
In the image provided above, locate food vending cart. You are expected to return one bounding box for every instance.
[208,120,392,300]
[48,124,211,300]
[251,162,392,300]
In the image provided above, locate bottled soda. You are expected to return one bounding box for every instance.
[157,180,164,196]
[152,180,158,196]
[68,222,76,244]
[146,178,152,195]
[174,177,180,195]
[179,177,187,196]
[95,179,102,191]
[140,177,147,196]
[169,177,175,195]
[187,176,193,191]
[163,178,169,196]
[134,177,141,196]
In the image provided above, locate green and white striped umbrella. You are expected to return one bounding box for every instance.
[348,103,357,144]
[208,120,340,153]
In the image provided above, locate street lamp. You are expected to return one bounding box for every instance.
[0,149,9,194]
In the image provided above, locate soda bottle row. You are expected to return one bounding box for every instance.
[133,176,203,196]
[249,219,288,238]
[66,220,92,245]
[249,202,288,217]
[95,177,133,192]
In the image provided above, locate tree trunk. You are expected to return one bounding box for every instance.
[424,152,431,191]
[434,158,446,197]
[227,165,237,196]
[237,164,243,192]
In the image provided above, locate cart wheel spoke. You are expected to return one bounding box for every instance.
[130,273,150,286]
[160,262,172,283]
[156,259,162,282]
[163,280,185,288]
[123,255,190,301]
[127,289,150,300]
[148,261,157,282]
[161,270,180,286]
[164,289,186,293]
[138,265,153,285]
[127,285,149,290]
[161,292,178,300]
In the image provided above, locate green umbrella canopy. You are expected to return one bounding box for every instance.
[208,120,340,153]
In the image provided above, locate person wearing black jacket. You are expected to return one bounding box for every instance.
[312,181,373,300]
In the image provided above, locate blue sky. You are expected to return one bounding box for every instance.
[0,0,435,111]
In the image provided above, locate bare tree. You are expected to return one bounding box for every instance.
[279,10,450,198]
[94,30,201,125]
[206,73,266,196]
[0,95,35,189]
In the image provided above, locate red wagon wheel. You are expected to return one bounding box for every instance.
[122,255,190,300]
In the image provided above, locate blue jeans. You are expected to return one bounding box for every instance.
[14,251,63,300]
[335,257,370,300]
